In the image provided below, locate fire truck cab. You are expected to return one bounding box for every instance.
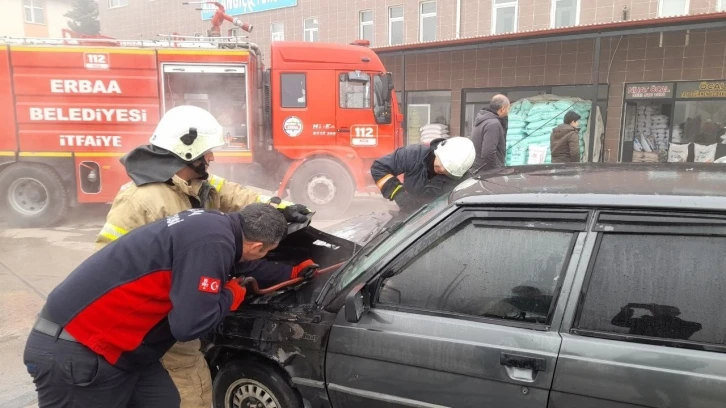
[0,35,402,227]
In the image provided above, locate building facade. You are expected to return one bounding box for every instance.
[0,0,74,38]
[98,0,726,163]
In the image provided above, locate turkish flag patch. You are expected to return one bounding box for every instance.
[198,277,221,294]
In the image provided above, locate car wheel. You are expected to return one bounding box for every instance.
[213,360,302,408]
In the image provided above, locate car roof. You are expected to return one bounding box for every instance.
[451,163,726,211]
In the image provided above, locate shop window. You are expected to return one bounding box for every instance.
[623,82,726,163]
[109,0,128,8]
[359,10,374,44]
[406,90,451,145]
[493,0,518,35]
[281,73,306,108]
[24,0,44,23]
[303,18,319,42]
[673,100,726,146]
[378,223,573,325]
[463,88,545,138]
[462,85,609,162]
[551,0,579,28]
[271,22,284,42]
[576,234,726,347]
[339,73,371,109]
[389,5,404,46]
[658,0,688,17]
[419,1,437,42]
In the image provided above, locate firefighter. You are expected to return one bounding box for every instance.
[371,136,476,214]
[94,105,315,408]
[23,204,299,408]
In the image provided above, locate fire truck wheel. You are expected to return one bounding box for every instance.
[289,159,354,220]
[0,163,69,228]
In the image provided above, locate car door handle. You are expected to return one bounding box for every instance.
[500,352,546,372]
[338,128,350,133]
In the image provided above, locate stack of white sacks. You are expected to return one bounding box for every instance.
[420,123,450,145]
[632,103,670,157]
[651,115,670,151]
[636,104,658,137]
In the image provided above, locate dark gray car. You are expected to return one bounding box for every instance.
[205,163,726,408]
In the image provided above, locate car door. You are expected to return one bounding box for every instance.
[325,207,592,408]
[552,209,726,408]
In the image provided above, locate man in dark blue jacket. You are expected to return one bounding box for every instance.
[22,203,317,408]
[371,136,476,214]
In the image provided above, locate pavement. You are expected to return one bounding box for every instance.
[0,198,395,408]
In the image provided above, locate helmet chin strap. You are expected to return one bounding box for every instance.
[187,156,210,180]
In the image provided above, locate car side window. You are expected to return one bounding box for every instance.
[575,233,726,348]
[377,220,575,325]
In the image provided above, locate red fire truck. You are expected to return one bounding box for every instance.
[0,34,403,227]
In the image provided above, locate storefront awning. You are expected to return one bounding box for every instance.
[374,12,726,56]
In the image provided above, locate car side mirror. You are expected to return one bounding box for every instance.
[345,283,369,323]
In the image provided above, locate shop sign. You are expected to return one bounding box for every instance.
[625,83,674,99]
[202,0,298,20]
[677,81,726,99]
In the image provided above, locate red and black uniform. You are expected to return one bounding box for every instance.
[23,209,292,408]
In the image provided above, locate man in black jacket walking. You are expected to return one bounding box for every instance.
[471,94,510,171]
[22,203,312,408]
[371,136,475,214]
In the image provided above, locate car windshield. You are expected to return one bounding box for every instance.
[332,194,450,293]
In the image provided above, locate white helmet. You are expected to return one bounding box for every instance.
[150,105,225,162]
[434,136,476,178]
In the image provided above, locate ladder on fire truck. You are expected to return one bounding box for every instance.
[0,30,260,54]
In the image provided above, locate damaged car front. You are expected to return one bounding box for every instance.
[203,196,451,408]
[203,210,394,408]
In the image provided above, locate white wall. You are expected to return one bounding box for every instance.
[0,0,72,38]
[46,0,73,37]
[0,0,27,37]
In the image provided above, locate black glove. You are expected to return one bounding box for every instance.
[379,176,402,200]
[393,190,420,213]
[281,204,311,223]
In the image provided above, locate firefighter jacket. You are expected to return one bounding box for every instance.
[43,209,278,372]
[96,174,259,247]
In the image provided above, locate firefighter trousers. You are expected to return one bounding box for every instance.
[160,340,213,408]
[24,330,180,408]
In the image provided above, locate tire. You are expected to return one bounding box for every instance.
[0,163,69,228]
[213,360,302,408]
[289,159,354,220]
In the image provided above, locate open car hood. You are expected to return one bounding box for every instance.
[319,211,393,246]
[238,211,393,306]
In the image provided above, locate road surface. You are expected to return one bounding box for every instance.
[0,198,395,408]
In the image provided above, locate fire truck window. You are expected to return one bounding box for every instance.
[162,68,249,151]
[340,73,371,109]
[281,73,306,108]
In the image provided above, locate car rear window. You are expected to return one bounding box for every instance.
[576,234,726,347]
